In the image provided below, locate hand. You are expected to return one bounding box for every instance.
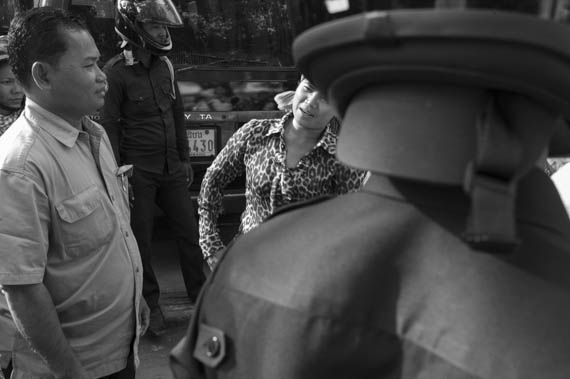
[139,298,150,336]
[128,182,135,208]
[184,161,194,189]
[206,255,219,271]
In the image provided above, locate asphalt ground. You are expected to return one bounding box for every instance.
[137,238,189,379]
[136,218,239,378]
[138,323,187,379]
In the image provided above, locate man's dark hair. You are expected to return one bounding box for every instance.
[7,7,87,88]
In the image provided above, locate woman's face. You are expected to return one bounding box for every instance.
[0,62,24,116]
[292,78,335,132]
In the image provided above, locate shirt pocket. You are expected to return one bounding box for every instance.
[55,185,114,256]
[127,88,156,114]
[157,81,175,112]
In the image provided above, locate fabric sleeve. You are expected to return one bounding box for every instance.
[99,66,124,164]
[173,82,190,162]
[333,162,369,195]
[0,170,49,285]
[198,121,255,258]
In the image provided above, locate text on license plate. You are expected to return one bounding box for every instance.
[187,128,216,157]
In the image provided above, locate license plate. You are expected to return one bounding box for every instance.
[187,128,216,157]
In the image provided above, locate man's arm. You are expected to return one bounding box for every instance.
[3,283,89,378]
[173,81,190,162]
[173,81,194,186]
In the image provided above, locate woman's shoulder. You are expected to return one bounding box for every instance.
[237,117,284,140]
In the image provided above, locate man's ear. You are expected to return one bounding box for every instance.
[31,61,52,91]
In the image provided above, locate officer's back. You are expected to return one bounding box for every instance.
[170,2,570,378]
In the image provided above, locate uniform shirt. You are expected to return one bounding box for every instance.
[100,52,188,174]
[0,100,143,378]
[198,113,367,258]
[173,169,570,379]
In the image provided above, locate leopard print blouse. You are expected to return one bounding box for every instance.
[198,112,367,258]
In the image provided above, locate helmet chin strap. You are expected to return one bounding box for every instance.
[463,93,557,253]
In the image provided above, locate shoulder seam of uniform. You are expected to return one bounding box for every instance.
[103,53,125,71]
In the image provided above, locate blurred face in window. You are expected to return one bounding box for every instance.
[292,78,335,132]
[0,61,24,116]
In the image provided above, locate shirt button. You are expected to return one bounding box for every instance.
[205,336,221,358]
[110,195,115,202]
[136,267,140,273]
[126,231,130,237]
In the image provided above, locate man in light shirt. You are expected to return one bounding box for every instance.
[0,7,147,378]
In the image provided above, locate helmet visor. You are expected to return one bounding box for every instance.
[132,0,182,27]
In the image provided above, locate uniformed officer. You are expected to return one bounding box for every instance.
[171,1,570,378]
[99,0,206,335]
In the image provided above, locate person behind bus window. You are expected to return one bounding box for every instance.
[0,32,24,379]
[99,0,206,336]
[198,76,367,269]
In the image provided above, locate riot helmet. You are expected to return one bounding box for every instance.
[288,0,570,252]
[115,0,183,55]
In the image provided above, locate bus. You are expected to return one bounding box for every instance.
[1,0,299,226]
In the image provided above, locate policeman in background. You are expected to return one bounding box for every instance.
[100,0,206,335]
[171,1,570,378]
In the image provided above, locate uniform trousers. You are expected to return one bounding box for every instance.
[130,166,206,310]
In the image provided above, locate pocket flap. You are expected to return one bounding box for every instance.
[55,186,103,223]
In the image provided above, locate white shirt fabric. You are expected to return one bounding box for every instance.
[551,161,570,217]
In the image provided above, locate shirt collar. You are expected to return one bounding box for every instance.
[317,122,338,155]
[24,98,104,147]
[266,112,292,136]
[266,111,338,155]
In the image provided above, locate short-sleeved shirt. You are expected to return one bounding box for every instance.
[0,108,22,369]
[0,100,143,378]
[198,113,367,258]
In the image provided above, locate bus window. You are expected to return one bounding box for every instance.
[170,0,294,67]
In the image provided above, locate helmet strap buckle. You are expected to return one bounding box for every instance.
[462,94,524,254]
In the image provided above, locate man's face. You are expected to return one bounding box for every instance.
[48,28,107,119]
[0,63,24,116]
[142,22,170,46]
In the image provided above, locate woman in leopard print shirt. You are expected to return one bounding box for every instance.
[198,78,367,268]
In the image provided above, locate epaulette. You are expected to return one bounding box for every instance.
[267,195,333,220]
[103,52,125,71]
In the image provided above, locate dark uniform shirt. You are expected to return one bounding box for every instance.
[100,52,189,174]
[171,169,570,379]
